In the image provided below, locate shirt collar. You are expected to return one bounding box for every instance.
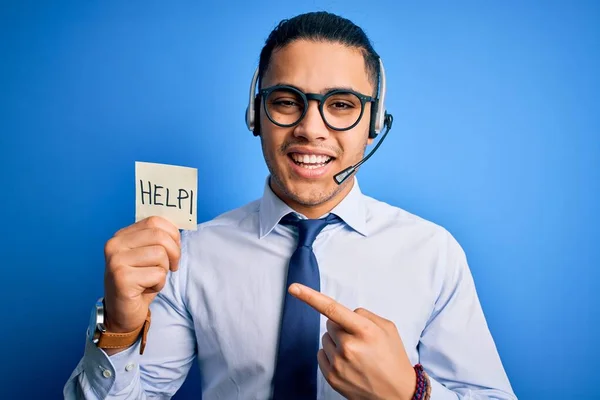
[258,176,369,238]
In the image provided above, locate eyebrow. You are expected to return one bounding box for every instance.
[272,82,359,94]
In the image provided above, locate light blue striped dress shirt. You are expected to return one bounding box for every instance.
[64,178,516,399]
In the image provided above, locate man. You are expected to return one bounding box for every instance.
[65,11,516,400]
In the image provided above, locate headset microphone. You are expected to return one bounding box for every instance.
[333,113,393,185]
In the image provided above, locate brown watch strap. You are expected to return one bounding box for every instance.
[97,309,152,355]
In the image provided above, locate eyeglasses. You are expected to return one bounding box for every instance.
[259,85,376,131]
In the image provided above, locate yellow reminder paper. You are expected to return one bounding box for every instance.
[135,161,197,230]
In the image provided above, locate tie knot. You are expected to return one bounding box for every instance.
[280,213,341,248]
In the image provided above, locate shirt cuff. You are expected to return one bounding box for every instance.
[428,375,460,400]
[82,336,142,397]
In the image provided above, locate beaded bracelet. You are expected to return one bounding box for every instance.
[412,364,431,400]
[423,370,431,400]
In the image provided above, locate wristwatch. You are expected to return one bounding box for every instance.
[87,297,151,355]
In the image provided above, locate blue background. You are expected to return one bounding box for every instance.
[1,1,598,399]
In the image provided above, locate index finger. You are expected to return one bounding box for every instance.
[116,216,181,244]
[289,283,369,334]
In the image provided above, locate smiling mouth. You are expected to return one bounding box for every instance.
[288,153,334,169]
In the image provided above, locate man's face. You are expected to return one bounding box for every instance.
[259,39,374,215]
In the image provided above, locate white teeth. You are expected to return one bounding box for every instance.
[290,153,332,165]
[301,163,325,169]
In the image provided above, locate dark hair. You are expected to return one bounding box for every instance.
[258,11,380,93]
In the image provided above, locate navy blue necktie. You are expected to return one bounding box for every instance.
[272,213,340,400]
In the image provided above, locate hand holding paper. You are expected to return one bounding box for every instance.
[103,215,180,349]
[101,162,198,355]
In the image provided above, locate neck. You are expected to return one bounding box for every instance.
[270,177,354,219]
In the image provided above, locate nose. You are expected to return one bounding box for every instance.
[292,100,330,141]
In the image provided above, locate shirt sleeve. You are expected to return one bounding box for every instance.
[418,231,517,400]
[63,235,197,399]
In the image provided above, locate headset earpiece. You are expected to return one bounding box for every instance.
[369,58,387,139]
[245,67,260,133]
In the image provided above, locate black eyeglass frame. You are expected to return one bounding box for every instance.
[259,85,376,131]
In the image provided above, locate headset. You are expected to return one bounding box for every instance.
[244,58,394,185]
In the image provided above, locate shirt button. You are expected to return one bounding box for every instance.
[125,363,135,372]
[102,369,112,378]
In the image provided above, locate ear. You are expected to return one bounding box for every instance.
[367,137,374,146]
